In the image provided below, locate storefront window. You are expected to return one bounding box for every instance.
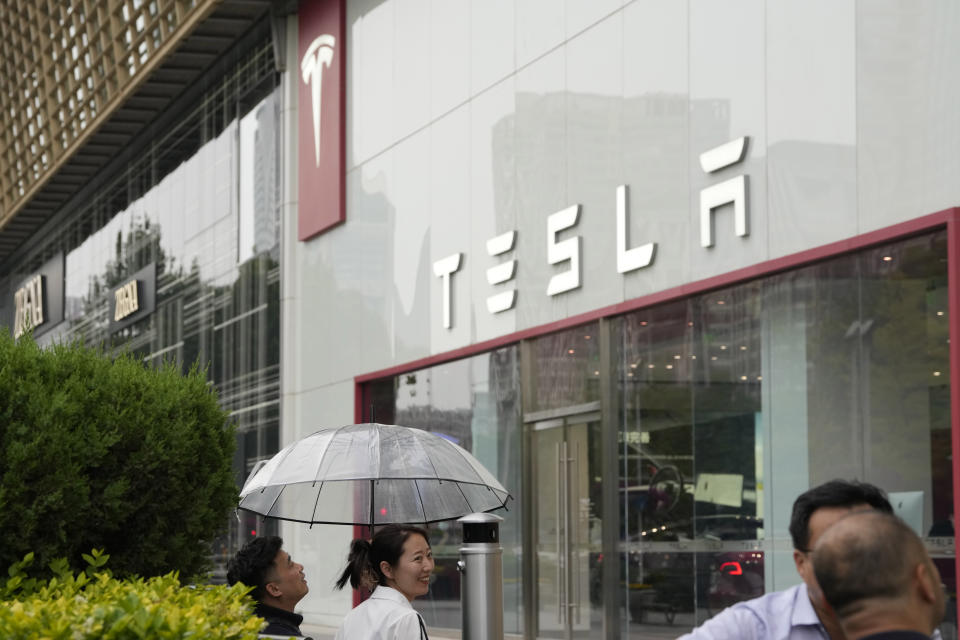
[617,230,954,637]
[525,323,601,414]
[524,323,606,640]
[366,347,523,634]
[362,228,954,639]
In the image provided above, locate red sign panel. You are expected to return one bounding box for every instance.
[298,0,345,241]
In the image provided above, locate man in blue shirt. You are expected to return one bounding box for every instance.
[678,480,893,640]
[813,510,945,640]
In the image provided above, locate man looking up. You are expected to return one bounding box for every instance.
[678,479,892,640]
[813,511,945,640]
[227,536,311,638]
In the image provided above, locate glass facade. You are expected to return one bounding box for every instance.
[0,42,283,576]
[366,229,955,639]
[364,347,524,633]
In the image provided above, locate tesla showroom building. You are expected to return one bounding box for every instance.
[1,1,958,638]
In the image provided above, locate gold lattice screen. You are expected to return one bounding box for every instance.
[0,0,218,228]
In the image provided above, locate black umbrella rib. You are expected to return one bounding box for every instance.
[413,478,427,524]
[308,481,324,525]
[445,439,489,486]
[411,429,443,484]
[312,423,353,484]
[264,485,285,521]
[454,479,475,514]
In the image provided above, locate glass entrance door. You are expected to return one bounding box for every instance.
[531,411,603,640]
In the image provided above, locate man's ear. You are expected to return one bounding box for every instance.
[263,580,283,598]
[793,549,807,575]
[916,562,939,604]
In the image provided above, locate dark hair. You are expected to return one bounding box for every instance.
[226,536,284,602]
[335,524,430,591]
[813,511,922,617]
[788,479,892,551]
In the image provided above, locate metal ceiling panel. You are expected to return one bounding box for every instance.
[0,0,276,270]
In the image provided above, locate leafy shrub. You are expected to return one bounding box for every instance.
[0,550,264,639]
[0,332,237,578]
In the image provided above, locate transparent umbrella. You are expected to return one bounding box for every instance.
[238,423,511,526]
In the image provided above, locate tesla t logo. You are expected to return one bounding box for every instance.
[298,0,345,241]
[301,34,336,167]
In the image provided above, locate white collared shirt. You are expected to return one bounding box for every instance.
[676,583,943,640]
[334,586,425,640]
[676,583,829,640]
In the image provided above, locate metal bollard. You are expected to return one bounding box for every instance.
[457,512,504,640]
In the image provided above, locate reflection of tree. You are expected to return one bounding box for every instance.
[395,406,473,451]
[72,216,179,345]
[107,217,169,289]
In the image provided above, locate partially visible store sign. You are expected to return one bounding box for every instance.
[109,264,156,332]
[113,279,140,321]
[432,138,751,329]
[298,0,345,241]
[8,253,63,339]
[13,275,44,338]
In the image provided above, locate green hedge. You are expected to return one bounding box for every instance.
[0,551,264,639]
[0,332,237,578]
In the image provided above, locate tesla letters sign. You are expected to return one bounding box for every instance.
[433,137,750,329]
[13,275,44,338]
[298,0,345,241]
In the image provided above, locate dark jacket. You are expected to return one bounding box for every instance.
[254,602,305,638]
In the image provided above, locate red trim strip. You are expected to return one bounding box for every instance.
[357,207,958,383]
[351,379,365,608]
[947,213,960,626]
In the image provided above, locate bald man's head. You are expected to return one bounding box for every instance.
[812,510,945,637]
[812,511,922,616]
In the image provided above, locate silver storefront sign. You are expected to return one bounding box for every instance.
[13,275,44,338]
[109,263,157,332]
[432,138,751,329]
[7,253,63,339]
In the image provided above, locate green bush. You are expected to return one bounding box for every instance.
[0,332,237,578]
[0,550,265,639]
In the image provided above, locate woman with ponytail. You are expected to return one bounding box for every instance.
[334,524,435,640]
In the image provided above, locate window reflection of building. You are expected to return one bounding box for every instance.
[0,42,283,579]
[253,97,279,262]
[365,348,523,634]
